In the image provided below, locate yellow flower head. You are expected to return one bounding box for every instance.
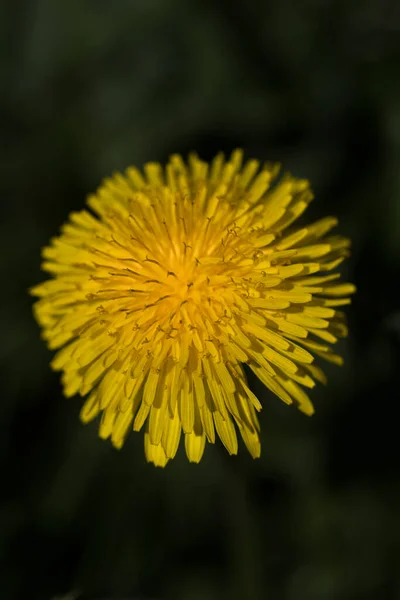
[31,150,355,466]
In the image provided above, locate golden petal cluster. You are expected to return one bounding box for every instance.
[31,150,355,466]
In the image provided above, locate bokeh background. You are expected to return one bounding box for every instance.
[2,1,400,599]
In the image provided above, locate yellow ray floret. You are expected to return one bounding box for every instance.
[31,149,355,466]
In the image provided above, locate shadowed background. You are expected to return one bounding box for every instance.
[1,1,400,599]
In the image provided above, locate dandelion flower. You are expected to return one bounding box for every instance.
[31,150,355,466]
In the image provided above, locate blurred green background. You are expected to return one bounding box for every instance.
[1,1,400,599]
